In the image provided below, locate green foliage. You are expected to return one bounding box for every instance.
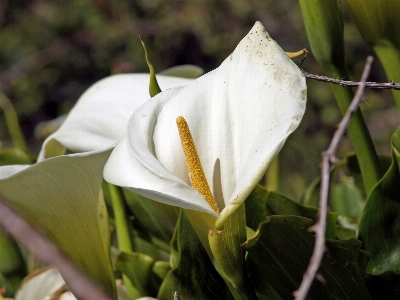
[0,151,116,297]
[299,0,381,194]
[246,185,338,240]
[122,190,177,251]
[114,251,156,299]
[243,216,371,299]
[157,210,233,300]
[209,204,258,300]
[0,231,25,297]
[2,2,400,299]
[358,127,400,274]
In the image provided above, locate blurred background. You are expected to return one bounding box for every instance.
[0,0,398,199]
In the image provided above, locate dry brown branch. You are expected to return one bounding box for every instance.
[293,56,374,300]
[0,198,112,300]
[303,71,400,90]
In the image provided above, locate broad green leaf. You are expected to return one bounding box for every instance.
[243,216,371,299]
[0,148,32,165]
[114,251,155,299]
[246,185,337,239]
[159,65,204,79]
[244,185,269,231]
[299,0,381,194]
[358,127,400,274]
[0,150,116,297]
[157,210,233,300]
[330,177,364,227]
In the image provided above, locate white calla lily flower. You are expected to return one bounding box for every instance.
[104,21,307,228]
[38,74,193,161]
[14,267,133,300]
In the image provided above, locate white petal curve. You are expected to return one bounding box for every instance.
[37,74,193,161]
[104,88,216,215]
[15,267,65,300]
[105,22,306,220]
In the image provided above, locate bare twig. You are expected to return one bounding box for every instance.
[293,56,374,300]
[303,71,400,90]
[0,198,112,300]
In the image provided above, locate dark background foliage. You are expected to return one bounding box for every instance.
[0,0,398,199]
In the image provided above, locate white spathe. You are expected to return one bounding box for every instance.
[103,21,307,227]
[37,74,193,161]
[14,267,132,300]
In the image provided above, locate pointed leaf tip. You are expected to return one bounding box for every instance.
[140,37,162,97]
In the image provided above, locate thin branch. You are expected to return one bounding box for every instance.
[293,56,374,300]
[303,71,400,90]
[0,198,112,300]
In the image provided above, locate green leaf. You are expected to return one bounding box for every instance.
[246,185,338,240]
[114,251,155,299]
[358,127,400,274]
[157,210,233,300]
[331,178,364,218]
[243,216,371,299]
[245,185,269,231]
[0,148,32,165]
[123,189,177,251]
[152,261,170,280]
[159,65,204,78]
[0,151,116,297]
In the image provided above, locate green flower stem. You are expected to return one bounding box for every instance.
[209,204,258,300]
[0,91,28,153]
[373,41,400,109]
[107,183,136,298]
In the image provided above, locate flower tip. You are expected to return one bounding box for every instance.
[176,116,184,125]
